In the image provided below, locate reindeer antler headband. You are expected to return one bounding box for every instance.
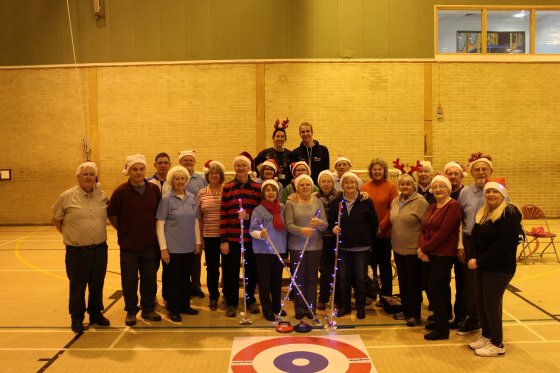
[274,118,289,130]
[393,158,422,176]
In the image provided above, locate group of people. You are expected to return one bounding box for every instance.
[53,121,522,358]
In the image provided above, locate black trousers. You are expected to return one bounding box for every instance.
[255,254,283,315]
[166,252,193,313]
[475,270,513,347]
[190,252,202,290]
[154,248,168,300]
[120,248,157,314]
[319,235,340,305]
[394,252,423,319]
[222,241,257,307]
[371,236,393,296]
[65,242,108,321]
[339,250,369,312]
[463,234,479,324]
[204,237,222,301]
[426,255,454,335]
[290,250,321,315]
[450,255,466,321]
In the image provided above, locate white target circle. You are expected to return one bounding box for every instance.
[252,343,350,373]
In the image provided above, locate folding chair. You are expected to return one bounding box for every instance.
[519,205,559,263]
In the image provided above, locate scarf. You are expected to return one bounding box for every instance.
[261,200,285,231]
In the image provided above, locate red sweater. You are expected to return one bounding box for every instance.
[220,178,261,243]
[360,180,398,238]
[419,199,461,257]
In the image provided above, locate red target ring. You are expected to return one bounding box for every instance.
[231,336,371,373]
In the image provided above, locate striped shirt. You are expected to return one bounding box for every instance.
[220,178,261,243]
[197,186,222,238]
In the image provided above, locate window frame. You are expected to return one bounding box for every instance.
[435,5,560,59]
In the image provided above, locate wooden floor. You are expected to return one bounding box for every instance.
[1,222,559,372]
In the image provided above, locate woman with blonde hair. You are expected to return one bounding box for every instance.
[390,173,429,326]
[417,175,461,340]
[156,165,201,322]
[285,174,328,319]
[467,179,521,357]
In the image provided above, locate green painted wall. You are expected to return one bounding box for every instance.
[1,0,559,65]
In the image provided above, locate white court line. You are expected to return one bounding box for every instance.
[503,308,547,341]
[0,347,232,351]
[1,321,558,333]
[0,339,559,352]
[108,326,131,349]
[0,269,66,272]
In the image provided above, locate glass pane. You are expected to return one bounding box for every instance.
[536,11,560,54]
[438,10,482,53]
[487,10,529,54]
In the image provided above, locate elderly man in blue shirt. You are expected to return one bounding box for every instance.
[457,153,494,336]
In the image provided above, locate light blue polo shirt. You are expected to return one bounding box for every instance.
[186,173,208,196]
[156,189,198,253]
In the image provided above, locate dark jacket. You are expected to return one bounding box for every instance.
[291,140,330,183]
[254,147,293,187]
[472,204,522,275]
[328,195,379,250]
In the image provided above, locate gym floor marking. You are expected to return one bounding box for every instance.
[229,335,375,373]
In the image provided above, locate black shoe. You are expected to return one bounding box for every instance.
[424,331,449,340]
[456,317,481,335]
[279,310,287,317]
[209,300,218,311]
[264,313,276,322]
[191,288,205,298]
[71,319,84,333]
[226,306,237,318]
[248,302,260,314]
[450,318,464,330]
[392,312,405,320]
[141,311,162,321]
[406,317,421,327]
[427,314,435,322]
[425,322,436,330]
[335,308,350,317]
[125,313,137,326]
[169,313,182,322]
[356,309,366,320]
[295,313,305,320]
[90,314,110,327]
[305,312,314,320]
[181,307,199,315]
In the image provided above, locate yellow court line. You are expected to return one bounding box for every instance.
[13,230,122,293]
[14,238,66,281]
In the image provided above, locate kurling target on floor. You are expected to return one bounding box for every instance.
[229,335,375,373]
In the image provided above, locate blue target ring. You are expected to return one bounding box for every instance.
[273,351,329,373]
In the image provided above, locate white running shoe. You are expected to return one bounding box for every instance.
[475,342,505,357]
[469,336,490,350]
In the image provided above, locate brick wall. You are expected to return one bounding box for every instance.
[0,61,558,224]
[432,63,560,215]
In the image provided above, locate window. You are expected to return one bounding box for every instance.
[436,6,560,56]
[438,10,481,53]
[536,11,560,54]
